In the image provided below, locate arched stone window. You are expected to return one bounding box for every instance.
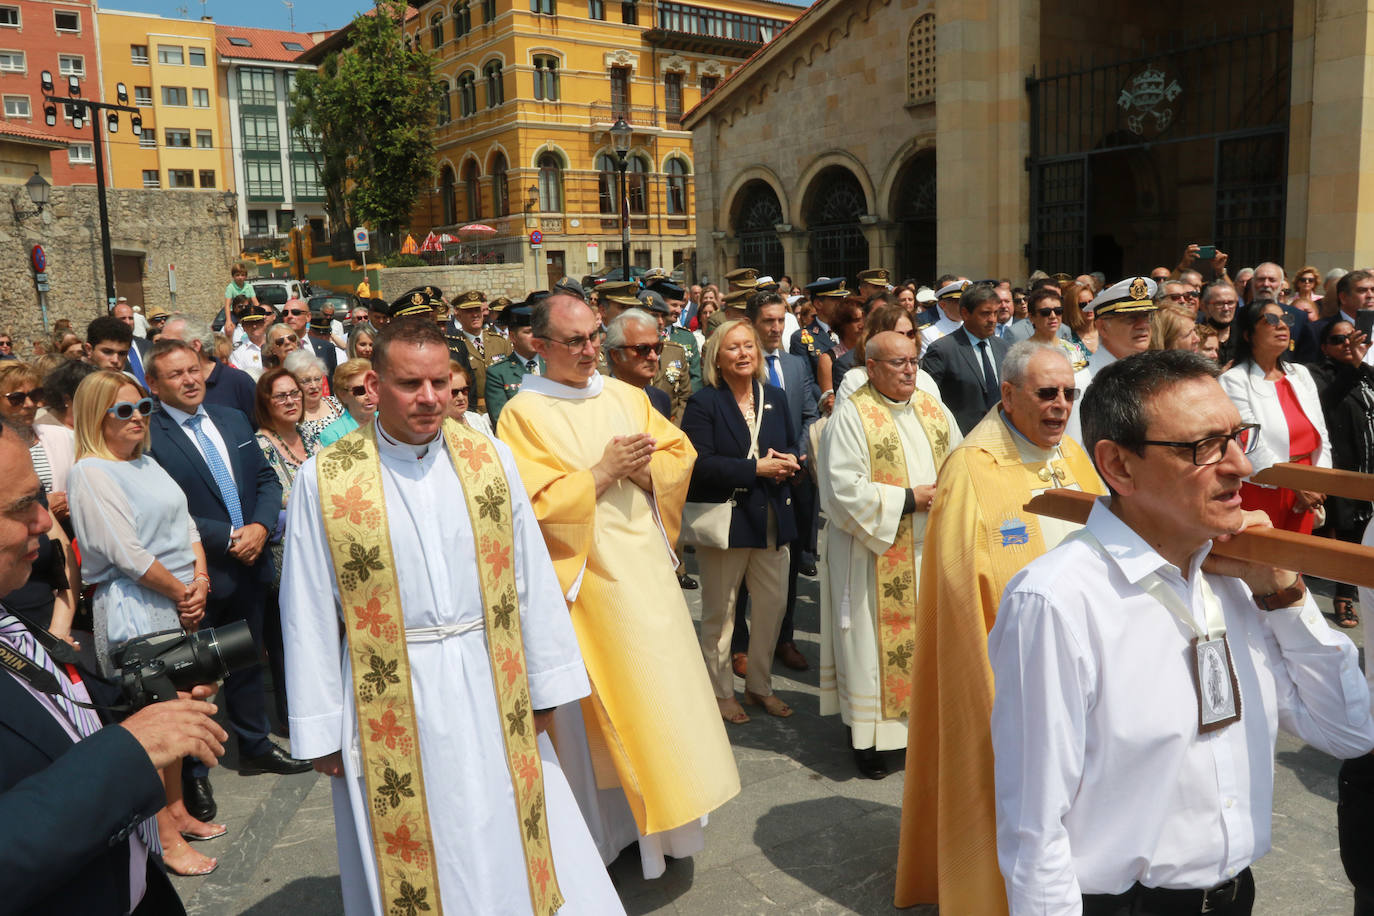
[457,72,477,117]
[733,180,784,280]
[484,60,505,108]
[491,151,510,216]
[440,165,457,225]
[436,79,451,124]
[805,166,870,284]
[429,12,444,48]
[665,157,690,215]
[597,153,619,214]
[454,2,471,37]
[537,152,563,212]
[907,13,936,105]
[627,153,649,215]
[463,160,482,220]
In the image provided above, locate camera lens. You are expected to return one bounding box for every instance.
[195,620,258,680]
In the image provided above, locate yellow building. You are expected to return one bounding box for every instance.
[97,9,229,193]
[392,0,803,286]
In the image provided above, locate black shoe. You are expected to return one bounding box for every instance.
[240,744,313,776]
[800,563,818,577]
[854,746,889,780]
[677,573,699,590]
[183,775,217,822]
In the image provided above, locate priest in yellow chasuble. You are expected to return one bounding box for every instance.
[818,331,961,780]
[894,340,1104,913]
[280,319,622,916]
[497,291,740,880]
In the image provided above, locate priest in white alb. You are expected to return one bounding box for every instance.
[818,330,961,780]
[280,315,622,916]
[496,290,740,879]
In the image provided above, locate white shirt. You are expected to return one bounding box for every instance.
[961,327,999,386]
[230,339,264,380]
[990,499,1374,913]
[763,349,786,390]
[161,403,236,485]
[918,313,962,354]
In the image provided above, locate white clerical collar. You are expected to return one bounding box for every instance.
[999,408,1061,462]
[520,372,606,400]
[376,420,443,460]
[871,386,913,411]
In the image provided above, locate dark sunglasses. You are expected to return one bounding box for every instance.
[900,328,916,339]
[1259,312,1294,328]
[4,388,44,407]
[1036,307,1065,317]
[276,334,299,344]
[1327,334,1353,345]
[0,340,13,347]
[349,384,368,397]
[1033,386,1080,402]
[106,397,154,419]
[451,386,470,397]
[615,342,664,358]
[284,309,308,316]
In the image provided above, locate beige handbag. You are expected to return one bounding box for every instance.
[681,383,763,549]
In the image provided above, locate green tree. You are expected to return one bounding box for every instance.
[290,0,442,251]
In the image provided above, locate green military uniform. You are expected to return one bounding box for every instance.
[706,287,753,338]
[458,329,512,413]
[485,351,542,429]
[652,339,692,424]
[667,325,701,392]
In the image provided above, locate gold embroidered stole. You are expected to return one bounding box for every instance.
[849,383,951,719]
[316,420,563,916]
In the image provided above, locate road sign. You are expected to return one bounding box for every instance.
[31,244,46,272]
[529,229,543,246]
[586,242,599,264]
[168,263,177,293]
[34,271,50,292]
[353,227,370,252]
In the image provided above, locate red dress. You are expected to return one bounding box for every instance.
[1239,375,1321,534]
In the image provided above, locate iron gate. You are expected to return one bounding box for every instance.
[1026,15,1291,274]
[735,182,785,280]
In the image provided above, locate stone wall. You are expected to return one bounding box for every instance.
[0,185,238,347]
[377,264,533,302]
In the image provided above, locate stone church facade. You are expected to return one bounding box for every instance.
[686,0,1366,285]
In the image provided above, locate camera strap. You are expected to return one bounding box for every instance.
[0,609,129,714]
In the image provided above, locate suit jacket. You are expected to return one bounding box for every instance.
[681,382,798,549]
[126,338,151,388]
[1219,360,1332,478]
[147,404,282,599]
[0,669,173,915]
[646,384,672,419]
[763,350,819,457]
[306,334,338,380]
[921,330,1012,435]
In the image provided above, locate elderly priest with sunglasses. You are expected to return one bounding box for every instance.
[895,340,1105,915]
[989,350,1374,916]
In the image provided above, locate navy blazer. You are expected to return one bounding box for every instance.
[646,384,672,419]
[147,403,282,599]
[0,670,171,915]
[921,329,1011,435]
[763,350,819,458]
[681,382,798,549]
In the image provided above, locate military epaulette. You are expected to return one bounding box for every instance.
[917,316,935,328]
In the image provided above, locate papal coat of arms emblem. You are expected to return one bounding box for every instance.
[1117,67,1182,135]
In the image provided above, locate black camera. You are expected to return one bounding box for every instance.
[109,621,258,709]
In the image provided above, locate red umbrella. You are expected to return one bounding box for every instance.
[459,223,496,235]
[419,231,442,253]
[438,232,457,245]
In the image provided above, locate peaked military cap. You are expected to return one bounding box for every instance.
[553,276,587,300]
[1088,277,1159,316]
[936,280,970,300]
[390,287,440,318]
[724,267,759,289]
[239,304,270,323]
[857,268,891,287]
[638,290,670,314]
[452,289,485,308]
[804,277,846,297]
[489,295,513,312]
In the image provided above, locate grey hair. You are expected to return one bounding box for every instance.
[1326,267,1349,283]
[1001,340,1070,386]
[164,313,215,354]
[1154,280,1187,305]
[282,349,325,376]
[604,308,659,351]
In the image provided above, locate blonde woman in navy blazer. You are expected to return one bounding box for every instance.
[1219,299,1331,534]
[681,320,800,726]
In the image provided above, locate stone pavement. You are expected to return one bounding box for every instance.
[175,569,1363,915]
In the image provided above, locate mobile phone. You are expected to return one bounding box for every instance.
[1195,245,1216,260]
[1357,310,1374,339]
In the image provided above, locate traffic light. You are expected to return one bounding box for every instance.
[44,104,56,128]
[107,111,118,133]
[130,114,142,137]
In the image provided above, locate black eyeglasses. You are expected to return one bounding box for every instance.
[4,388,44,407]
[275,334,299,345]
[106,397,154,420]
[900,328,916,339]
[0,340,13,347]
[615,342,664,358]
[284,309,308,316]
[451,386,470,397]
[1036,307,1065,317]
[1032,386,1080,402]
[1259,312,1294,328]
[539,334,599,354]
[1138,423,1260,466]
[1328,334,1353,345]
[349,384,368,397]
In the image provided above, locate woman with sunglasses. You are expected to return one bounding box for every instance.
[1025,287,1090,368]
[318,358,375,447]
[446,361,493,435]
[1306,320,1374,627]
[66,370,223,876]
[1219,300,1331,536]
[1293,264,1324,301]
[262,323,299,372]
[0,362,56,491]
[282,350,343,452]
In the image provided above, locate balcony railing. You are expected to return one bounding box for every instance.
[589,102,662,129]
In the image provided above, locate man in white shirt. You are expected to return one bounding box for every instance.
[229,305,270,380]
[917,280,968,355]
[1064,277,1158,445]
[990,349,1374,916]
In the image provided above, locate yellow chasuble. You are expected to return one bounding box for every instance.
[316,421,563,916]
[894,406,1104,913]
[498,376,740,835]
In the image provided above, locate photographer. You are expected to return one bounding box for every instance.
[0,420,227,914]
[67,371,224,877]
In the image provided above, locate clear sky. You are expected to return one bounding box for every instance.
[101,0,812,36]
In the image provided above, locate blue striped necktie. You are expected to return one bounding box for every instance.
[186,413,244,530]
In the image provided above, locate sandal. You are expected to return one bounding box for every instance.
[1334,598,1359,629]
[743,691,794,718]
[718,698,750,725]
[180,822,227,842]
[161,840,219,877]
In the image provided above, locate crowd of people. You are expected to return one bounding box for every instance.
[2,246,1374,916]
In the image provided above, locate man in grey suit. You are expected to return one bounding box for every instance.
[730,291,821,674]
[922,284,1013,435]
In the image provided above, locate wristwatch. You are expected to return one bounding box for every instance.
[1253,574,1305,611]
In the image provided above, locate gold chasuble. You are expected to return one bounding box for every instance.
[317,421,563,916]
[847,383,950,719]
[499,376,740,836]
[894,407,1104,913]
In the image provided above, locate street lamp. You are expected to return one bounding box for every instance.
[17,171,51,217]
[611,117,632,281]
